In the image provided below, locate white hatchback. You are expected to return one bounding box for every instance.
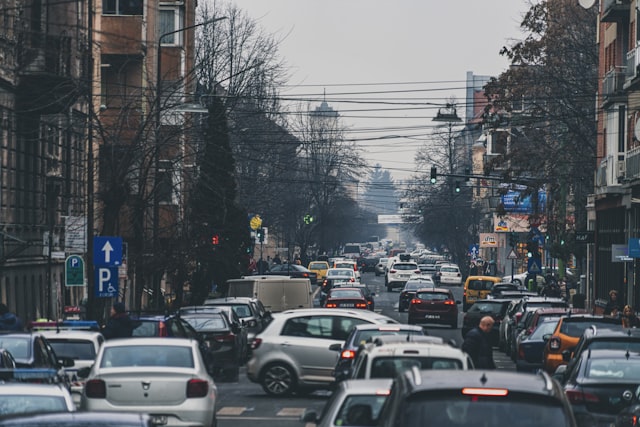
[436,263,463,285]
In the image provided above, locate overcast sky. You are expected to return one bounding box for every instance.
[232,1,532,181]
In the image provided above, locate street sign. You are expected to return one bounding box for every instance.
[65,255,85,287]
[629,238,640,258]
[93,236,123,266]
[507,249,518,260]
[527,257,542,274]
[576,230,594,244]
[95,266,119,298]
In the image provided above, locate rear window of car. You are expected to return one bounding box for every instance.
[371,357,462,378]
[330,289,364,299]
[468,302,506,315]
[441,267,459,273]
[399,393,571,427]
[183,315,227,331]
[416,292,450,301]
[468,280,496,291]
[309,262,327,269]
[354,329,423,345]
[131,320,160,337]
[405,282,431,290]
[586,358,640,381]
[48,339,96,360]
[101,345,194,368]
[0,395,69,414]
[328,270,353,278]
[560,320,622,337]
[334,394,388,427]
[0,337,31,359]
[394,264,417,270]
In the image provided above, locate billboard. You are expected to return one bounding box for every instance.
[501,188,547,213]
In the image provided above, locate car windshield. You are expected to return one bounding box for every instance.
[468,303,504,315]
[330,290,364,299]
[399,394,571,427]
[468,280,496,291]
[586,358,640,381]
[393,264,417,271]
[100,345,194,368]
[48,339,96,360]
[530,320,560,339]
[328,270,353,278]
[371,357,462,378]
[416,292,450,301]
[0,337,30,359]
[0,395,68,415]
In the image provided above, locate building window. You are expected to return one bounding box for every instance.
[103,0,143,16]
[159,8,182,45]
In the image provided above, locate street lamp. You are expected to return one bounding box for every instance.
[152,16,227,308]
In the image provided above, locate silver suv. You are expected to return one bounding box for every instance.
[246,308,397,396]
[385,262,420,292]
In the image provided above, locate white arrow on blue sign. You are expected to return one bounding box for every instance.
[93,237,123,266]
[95,266,119,298]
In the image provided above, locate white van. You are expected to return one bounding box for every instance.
[226,276,313,313]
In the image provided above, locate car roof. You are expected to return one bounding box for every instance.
[579,348,640,359]
[338,378,394,394]
[416,287,452,293]
[100,337,198,347]
[204,297,258,303]
[39,330,104,340]
[0,382,71,396]
[0,412,152,426]
[275,308,397,323]
[398,369,559,396]
[352,324,423,332]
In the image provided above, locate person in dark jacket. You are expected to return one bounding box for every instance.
[102,302,133,339]
[462,316,496,369]
[0,303,23,331]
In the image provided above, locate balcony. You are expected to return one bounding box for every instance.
[626,146,640,181]
[602,67,626,104]
[16,34,80,114]
[601,0,631,23]
[595,155,626,195]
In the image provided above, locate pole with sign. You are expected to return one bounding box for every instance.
[65,255,85,287]
[92,237,122,299]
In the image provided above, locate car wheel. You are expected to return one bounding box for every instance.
[261,363,297,396]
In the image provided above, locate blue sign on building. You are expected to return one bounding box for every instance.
[629,238,640,258]
[501,189,547,214]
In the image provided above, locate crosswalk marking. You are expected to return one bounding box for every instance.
[217,407,247,415]
[277,408,306,416]
[217,406,308,417]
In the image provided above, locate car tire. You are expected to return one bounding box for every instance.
[261,363,297,396]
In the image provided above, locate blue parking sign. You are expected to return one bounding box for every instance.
[95,267,119,298]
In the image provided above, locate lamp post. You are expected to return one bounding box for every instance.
[152,16,227,309]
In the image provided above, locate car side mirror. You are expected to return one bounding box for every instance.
[76,366,92,378]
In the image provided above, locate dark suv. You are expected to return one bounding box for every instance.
[378,369,577,427]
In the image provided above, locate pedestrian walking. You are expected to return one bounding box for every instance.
[102,302,133,339]
[462,316,496,369]
[0,303,23,331]
[604,290,621,316]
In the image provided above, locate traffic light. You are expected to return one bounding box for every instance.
[454,181,461,193]
[303,214,314,225]
[256,228,265,242]
[211,234,220,245]
[430,167,437,184]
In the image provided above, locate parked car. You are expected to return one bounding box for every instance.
[262,263,318,285]
[542,314,622,375]
[330,324,424,382]
[561,349,640,427]
[407,287,460,328]
[80,337,218,427]
[515,317,560,372]
[203,297,271,343]
[398,277,435,312]
[377,369,578,427]
[301,379,392,427]
[246,308,397,396]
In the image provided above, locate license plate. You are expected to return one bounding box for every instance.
[150,416,168,425]
[425,314,440,319]
[340,303,355,307]
[400,274,409,278]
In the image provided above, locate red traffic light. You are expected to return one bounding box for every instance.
[211,234,220,245]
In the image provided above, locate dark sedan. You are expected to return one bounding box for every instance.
[407,288,459,328]
[515,317,559,372]
[263,263,318,285]
[323,287,369,310]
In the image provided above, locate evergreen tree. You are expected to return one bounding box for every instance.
[363,165,397,214]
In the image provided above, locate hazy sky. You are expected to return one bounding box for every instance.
[233,1,532,181]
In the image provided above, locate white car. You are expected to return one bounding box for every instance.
[81,337,217,427]
[246,308,397,396]
[333,259,361,280]
[0,382,75,415]
[349,335,472,380]
[435,263,462,285]
[385,262,421,291]
[375,258,389,276]
[301,379,392,426]
[40,329,104,407]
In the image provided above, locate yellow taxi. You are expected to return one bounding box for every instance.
[542,314,622,374]
[462,275,502,312]
[308,261,330,281]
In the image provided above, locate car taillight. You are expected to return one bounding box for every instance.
[410,298,421,305]
[415,270,421,274]
[565,389,599,404]
[353,266,357,271]
[341,350,356,359]
[326,303,338,308]
[356,303,367,309]
[215,333,235,343]
[549,336,561,351]
[444,300,455,305]
[186,379,209,398]
[515,313,523,322]
[85,379,106,398]
[158,321,168,337]
[302,273,309,278]
[350,278,355,282]
[322,279,328,287]
[462,388,508,396]
[390,269,397,273]
[251,338,262,350]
